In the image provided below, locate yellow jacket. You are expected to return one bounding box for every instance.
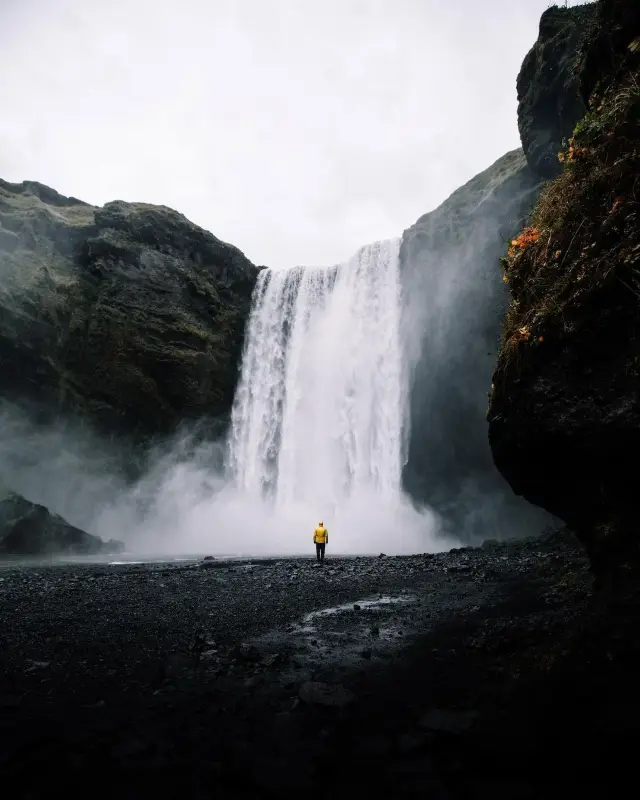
[313,526,328,544]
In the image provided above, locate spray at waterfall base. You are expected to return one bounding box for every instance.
[217,238,454,556]
[0,240,458,558]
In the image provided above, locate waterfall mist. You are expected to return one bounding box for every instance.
[222,239,448,555]
[0,241,453,558]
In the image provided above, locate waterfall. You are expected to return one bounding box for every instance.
[88,239,450,557]
[227,239,408,515]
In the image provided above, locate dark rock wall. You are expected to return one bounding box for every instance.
[517,3,597,179]
[488,0,640,574]
[0,179,260,444]
[400,150,550,540]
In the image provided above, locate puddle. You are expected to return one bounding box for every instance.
[268,595,418,657]
[301,594,416,625]
[246,593,420,682]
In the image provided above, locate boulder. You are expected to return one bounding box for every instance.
[298,681,355,708]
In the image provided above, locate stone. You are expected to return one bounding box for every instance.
[418,709,477,734]
[298,681,355,708]
[238,643,261,662]
[396,732,428,754]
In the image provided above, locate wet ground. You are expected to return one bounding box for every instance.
[1,529,639,798]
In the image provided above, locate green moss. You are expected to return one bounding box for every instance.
[495,66,640,375]
[0,181,258,439]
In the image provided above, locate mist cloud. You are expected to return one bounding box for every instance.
[0,401,455,557]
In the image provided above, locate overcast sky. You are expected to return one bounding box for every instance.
[1,0,585,269]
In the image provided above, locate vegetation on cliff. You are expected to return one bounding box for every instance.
[489,0,640,575]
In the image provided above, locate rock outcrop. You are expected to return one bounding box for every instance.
[0,180,260,442]
[0,484,124,556]
[489,0,640,575]
[517,3,597,180]
[400,149,549,540]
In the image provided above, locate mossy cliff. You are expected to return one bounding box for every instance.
[489,0,640,576]
[0,180,260,444]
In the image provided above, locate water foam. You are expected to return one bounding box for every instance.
[222,240,448,555]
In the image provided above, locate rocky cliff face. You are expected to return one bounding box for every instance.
[489,0,640,576]
[517,3,597,179]
[0,180,259,443]
[400,149,549,539]
[401,3,602,542]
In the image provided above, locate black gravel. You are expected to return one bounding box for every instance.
[1,529,638,798]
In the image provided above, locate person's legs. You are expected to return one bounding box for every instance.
[320,543,326,562]
[316,543,322,562]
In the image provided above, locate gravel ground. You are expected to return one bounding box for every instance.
[1,529,638,798]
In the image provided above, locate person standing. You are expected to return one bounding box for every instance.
[313,521,328,564]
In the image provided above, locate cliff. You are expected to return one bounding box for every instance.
[0,180,259,443]
[488,0,640,577]
[400,4,600,542]
[517,3,597,179]
[400,149,547,539]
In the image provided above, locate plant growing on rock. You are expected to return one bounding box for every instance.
[495,61,640,370]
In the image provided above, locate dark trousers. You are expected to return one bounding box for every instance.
[315,543,326,562]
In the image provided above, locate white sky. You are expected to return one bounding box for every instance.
[0,0,585,269]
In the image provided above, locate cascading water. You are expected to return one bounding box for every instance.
[217,239,452,555]
[88,240,453,557]
[228,239,407,513]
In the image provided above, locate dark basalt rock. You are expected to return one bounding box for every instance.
[0,486,124,555]
[0,179,260,443]
[400,149,550,540]
[517,3,597,180]
[489,0,640,576]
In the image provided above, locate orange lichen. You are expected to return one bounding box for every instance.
[518,327,531,341]
[558,136,589,164]
[507,227,541,259]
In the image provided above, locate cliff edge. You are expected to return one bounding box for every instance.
[0,180,259,443]
[489,0,640,577]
